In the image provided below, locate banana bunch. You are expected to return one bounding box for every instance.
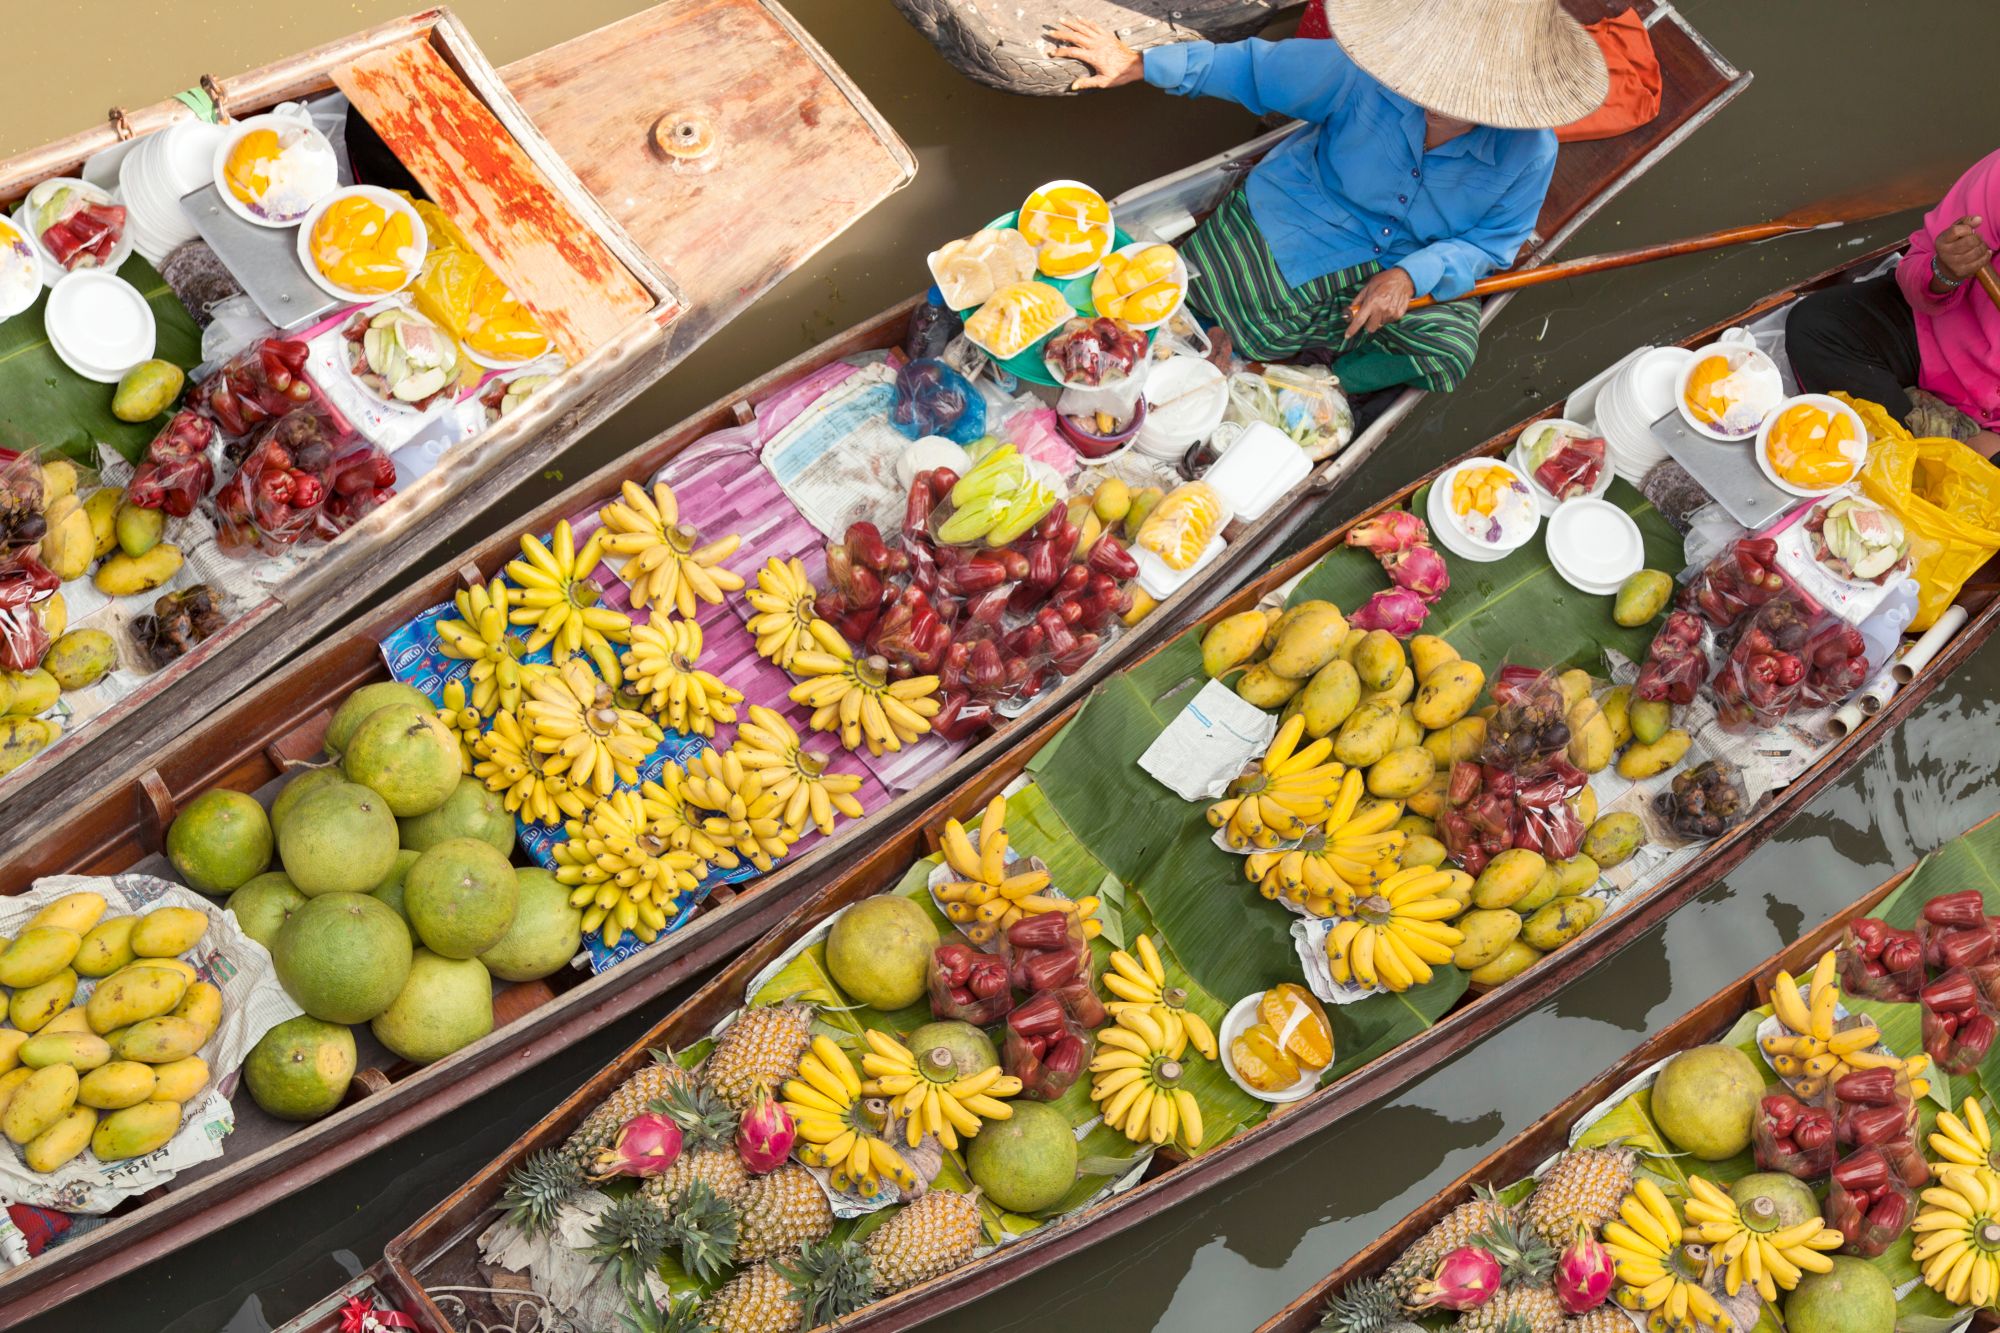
[1244,787,1405,917]
[551,789,708,946]
[505,519,632,683]
[1603,1179,1729,1331]
[681,747,794,872]
[1914,1162,2000,1307]
[732,705,864,838]
[640,769,741,868]
[473,706,595,827]
[1931,1096,1999,1171]
[1091,1005,1207,1150]
[1683,1173,1841,1302]
[1101,935,1218,1060]
[787,622,941,756]
[745,556,831,670]
[1323,866,1464,993]
[522,659,654,799]
[437,679,482,774]
[1206,716,1346,850]
[1762,950,1931,1098]
[595,480,745,619]
[619,616,742,738]
[783,1036,923,1198]
[436,578,530,715]
[935,796,1059,944]
[858,1029,1022,1151]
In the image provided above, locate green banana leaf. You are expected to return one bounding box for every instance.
[0,255,202,465]
[1284,480,1682,672]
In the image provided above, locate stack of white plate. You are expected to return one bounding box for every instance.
[45,270,157,383]
[1592,345,1691,483]
[117,120,227,263]
[1544,498,1645,595]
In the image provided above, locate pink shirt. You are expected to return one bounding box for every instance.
[1898,148,2000,430]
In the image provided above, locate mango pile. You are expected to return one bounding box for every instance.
[0,891,219,1173]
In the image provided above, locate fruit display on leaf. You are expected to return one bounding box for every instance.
[785,621,940,756]
[858,1027,1021,1150]
[1089,1004,1208,1150]
[1102,935,1219,1058]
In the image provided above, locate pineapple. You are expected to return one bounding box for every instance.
[663,1180,740,1283]
[1562,1310,1631,1333]
[702,1257,808,1333]
[644,1081,750,1212]
[589,1192,674,1293]
[619,1293,717,1333]
[1523,1147,1636,1246]
[1386,1186,1515,1313]
[733,1164,835,1263]
[703,1002,814,1112]
[862,1188,983,1293]
[561,1048,696,1182]
[1318,1277,1424,1333]
[500,1147,585,1237]
[1456,1285,1565,1333]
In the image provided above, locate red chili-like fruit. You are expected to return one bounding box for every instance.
[1833,1146,1892,1194]
[1006,912,1071,951]
[1926,890,1988,929]
[1833,1067,1899,1107]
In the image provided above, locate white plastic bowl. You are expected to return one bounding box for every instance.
[212,113,338,228]
[1218,992,1320,1104]
[1089,240,1188,332]
[1756,393,1868,498]
[1675,333,1783,441]
[15,178,135,286]
[1136,354,1226,459]
[295,186,429,305]
[0,219,41,322]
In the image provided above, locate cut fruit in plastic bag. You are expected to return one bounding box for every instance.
[127,409,216,518]
[1042,316,1146,388]
[963,281,1074,360]
[931,444,1062,548]
[1133,481,1228,571]
[1018,182,1113,279]
[929,227,1037,310]
[408,198,551,365]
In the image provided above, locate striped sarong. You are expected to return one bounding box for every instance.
[1181,186,1482,394]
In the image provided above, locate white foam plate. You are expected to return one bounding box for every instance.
[1754,393,1867,498]
[45,270,155,381]
[1545,498,1644,594]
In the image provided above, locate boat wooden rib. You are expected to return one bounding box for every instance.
[0,26,1740,1322]
[1252,813,2000,1333]
[0,1,914,859]
[363,242,2000,1333]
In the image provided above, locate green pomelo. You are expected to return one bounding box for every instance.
[907,1020,1000,1080]
[278,781,398,897]
[966,1100,1077,1213]
[342,703,459,818]
[370,949,493,1064]
[825,895,938,1010]
[324,682,432,758]
[244,1015,356,1122]
[370,850,424,929]
[1651,1043,1765,1160]
[405,838,519,959]
[165,789,272,895]
[226,872,307,950]
[269,767,345,837]
[479,868,581,982]
[398,776,514,854]
[272,893,412,1024]
[1731,1172,1819,1230]
[1784,1256,1897,1333]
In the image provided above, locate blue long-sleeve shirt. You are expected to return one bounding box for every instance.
[1144,38,1557,299]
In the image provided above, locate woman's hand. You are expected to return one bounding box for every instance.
[1934,215,1992,287]
[1045,17,1144,89]
[1345,268,1416,341]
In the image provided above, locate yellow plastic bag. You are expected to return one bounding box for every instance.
[406,199,552,367]
[1838,393,2000,630]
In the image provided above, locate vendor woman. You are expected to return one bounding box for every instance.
[1045,0,1607,395]
[1788,150,2000,457]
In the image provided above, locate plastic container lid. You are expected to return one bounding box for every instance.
[1136,354,1226,458]
[1203,420,1310,522]
[1544,497,1644,594]
[45,270,156,382]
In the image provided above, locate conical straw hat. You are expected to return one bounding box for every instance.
[1323,0,1609,130]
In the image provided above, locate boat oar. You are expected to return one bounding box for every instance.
[1976,266,2000,312]
[1406,168,1965,312]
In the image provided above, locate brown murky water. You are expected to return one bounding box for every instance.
[10,1,2000,1329]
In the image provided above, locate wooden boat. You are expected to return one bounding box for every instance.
[0,27,1741,1322]
[1253,812,2000,1333]
[0,1,914,859]
[351,242,2000,1333]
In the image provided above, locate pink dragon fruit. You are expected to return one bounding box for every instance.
[1383,542,1450,602]
[1411,1245,1502,1311]
[588,1111,682,1181]
[1345,510,1430,556]
[1347,586,1432,637]
[1554,1231,1616,1313]
[736,1093,796,1173]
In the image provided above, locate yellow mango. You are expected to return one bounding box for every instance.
[1423,716,1488,768]
[1409,634,1460,683]
[1297,659,1362,738]
[171,982,223,1045]
[132,907,210,958]
[1552,855,1601,897]
[1616,728,1691,781]
[1266,604,1351,679]
[1436,869,1475,916]
[75,915,138,977]
[1556,668,1594,711]
[1471,848,1548,910]
[92,1100,183,1161]
[10,969,77,1032]
[1451,909,1523,969]
[1402,833,1448,869]
[1566,698,1616,773]
[79,1060,157,1110]
[1412,660,1486,730]
[27,891,106,935]
[1366,747,1436,800]
[19,1031,112,1072]
[1582,813,1648,868]
[86,965,188,1034]
[1600,685,1633,748]
[0,1067,32,1120]
[25,1104,96,1173]
[1363,666,1416,708]
[1467,940,1543,988]
[93,544,183,598]
[2,1064,78,1144]
[1513,866,1561,915]
[0,1029,26,1074]
[1521,897,1605,951]
[1200,610,1272,678]
[1352,630,1406,692]
[1332,699,1400,768]
[1406,771,1451,820]
[40,1006,91,1035]
[114,1016,207,1064]
[1235,663,1304,709]
[149,1055,209,1103]
[0,926,82,988]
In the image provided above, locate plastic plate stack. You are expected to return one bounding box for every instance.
[1592,345,1691,483]
[116,120,227,263]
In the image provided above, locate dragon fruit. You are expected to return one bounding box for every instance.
[1345,510,1429,556]
[1554,1231,1616,1313]
[1411,1245,1502,1311]
[589,1111,682,1181]
[1383,542,1450,601]
[1348,587,1432,637]
[735,1093,796,1174]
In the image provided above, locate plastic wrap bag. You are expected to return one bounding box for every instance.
[211,403,388,556]
[1002,990,1092,1101]
[928,938,1012,1026]
[1754,1088,1836,1181]
[1634,609,1708,704]
[1043,317,1146,388]
[196,338,315,444]
[126,409,216,517]
[890,359,985,445]
[1711,594,1817,730]
[1001,910,1104,1028]
[1829,1064,1928,1188]
[1839,916,1923,1004]
[902,294,963,362]
[407,199,551,366]
[1828,1146,1916,1257]
[1437,666,1590,872]
[929,444,1062,548]
[1921,967,1997,1079]
[1682,535,1791,630]
[1133,480,1227,571]
[1846,393,2000,630]
[1225,364,1353,460]
[0,452,45,559]
[0,551,59,670]
[1654,759,1749,842]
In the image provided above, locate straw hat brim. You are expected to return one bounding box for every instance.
[1323,0,1610,130]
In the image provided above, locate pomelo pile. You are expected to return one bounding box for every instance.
[163,680,582,1123]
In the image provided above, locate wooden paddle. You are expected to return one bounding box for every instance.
[1405,167,1965,312]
